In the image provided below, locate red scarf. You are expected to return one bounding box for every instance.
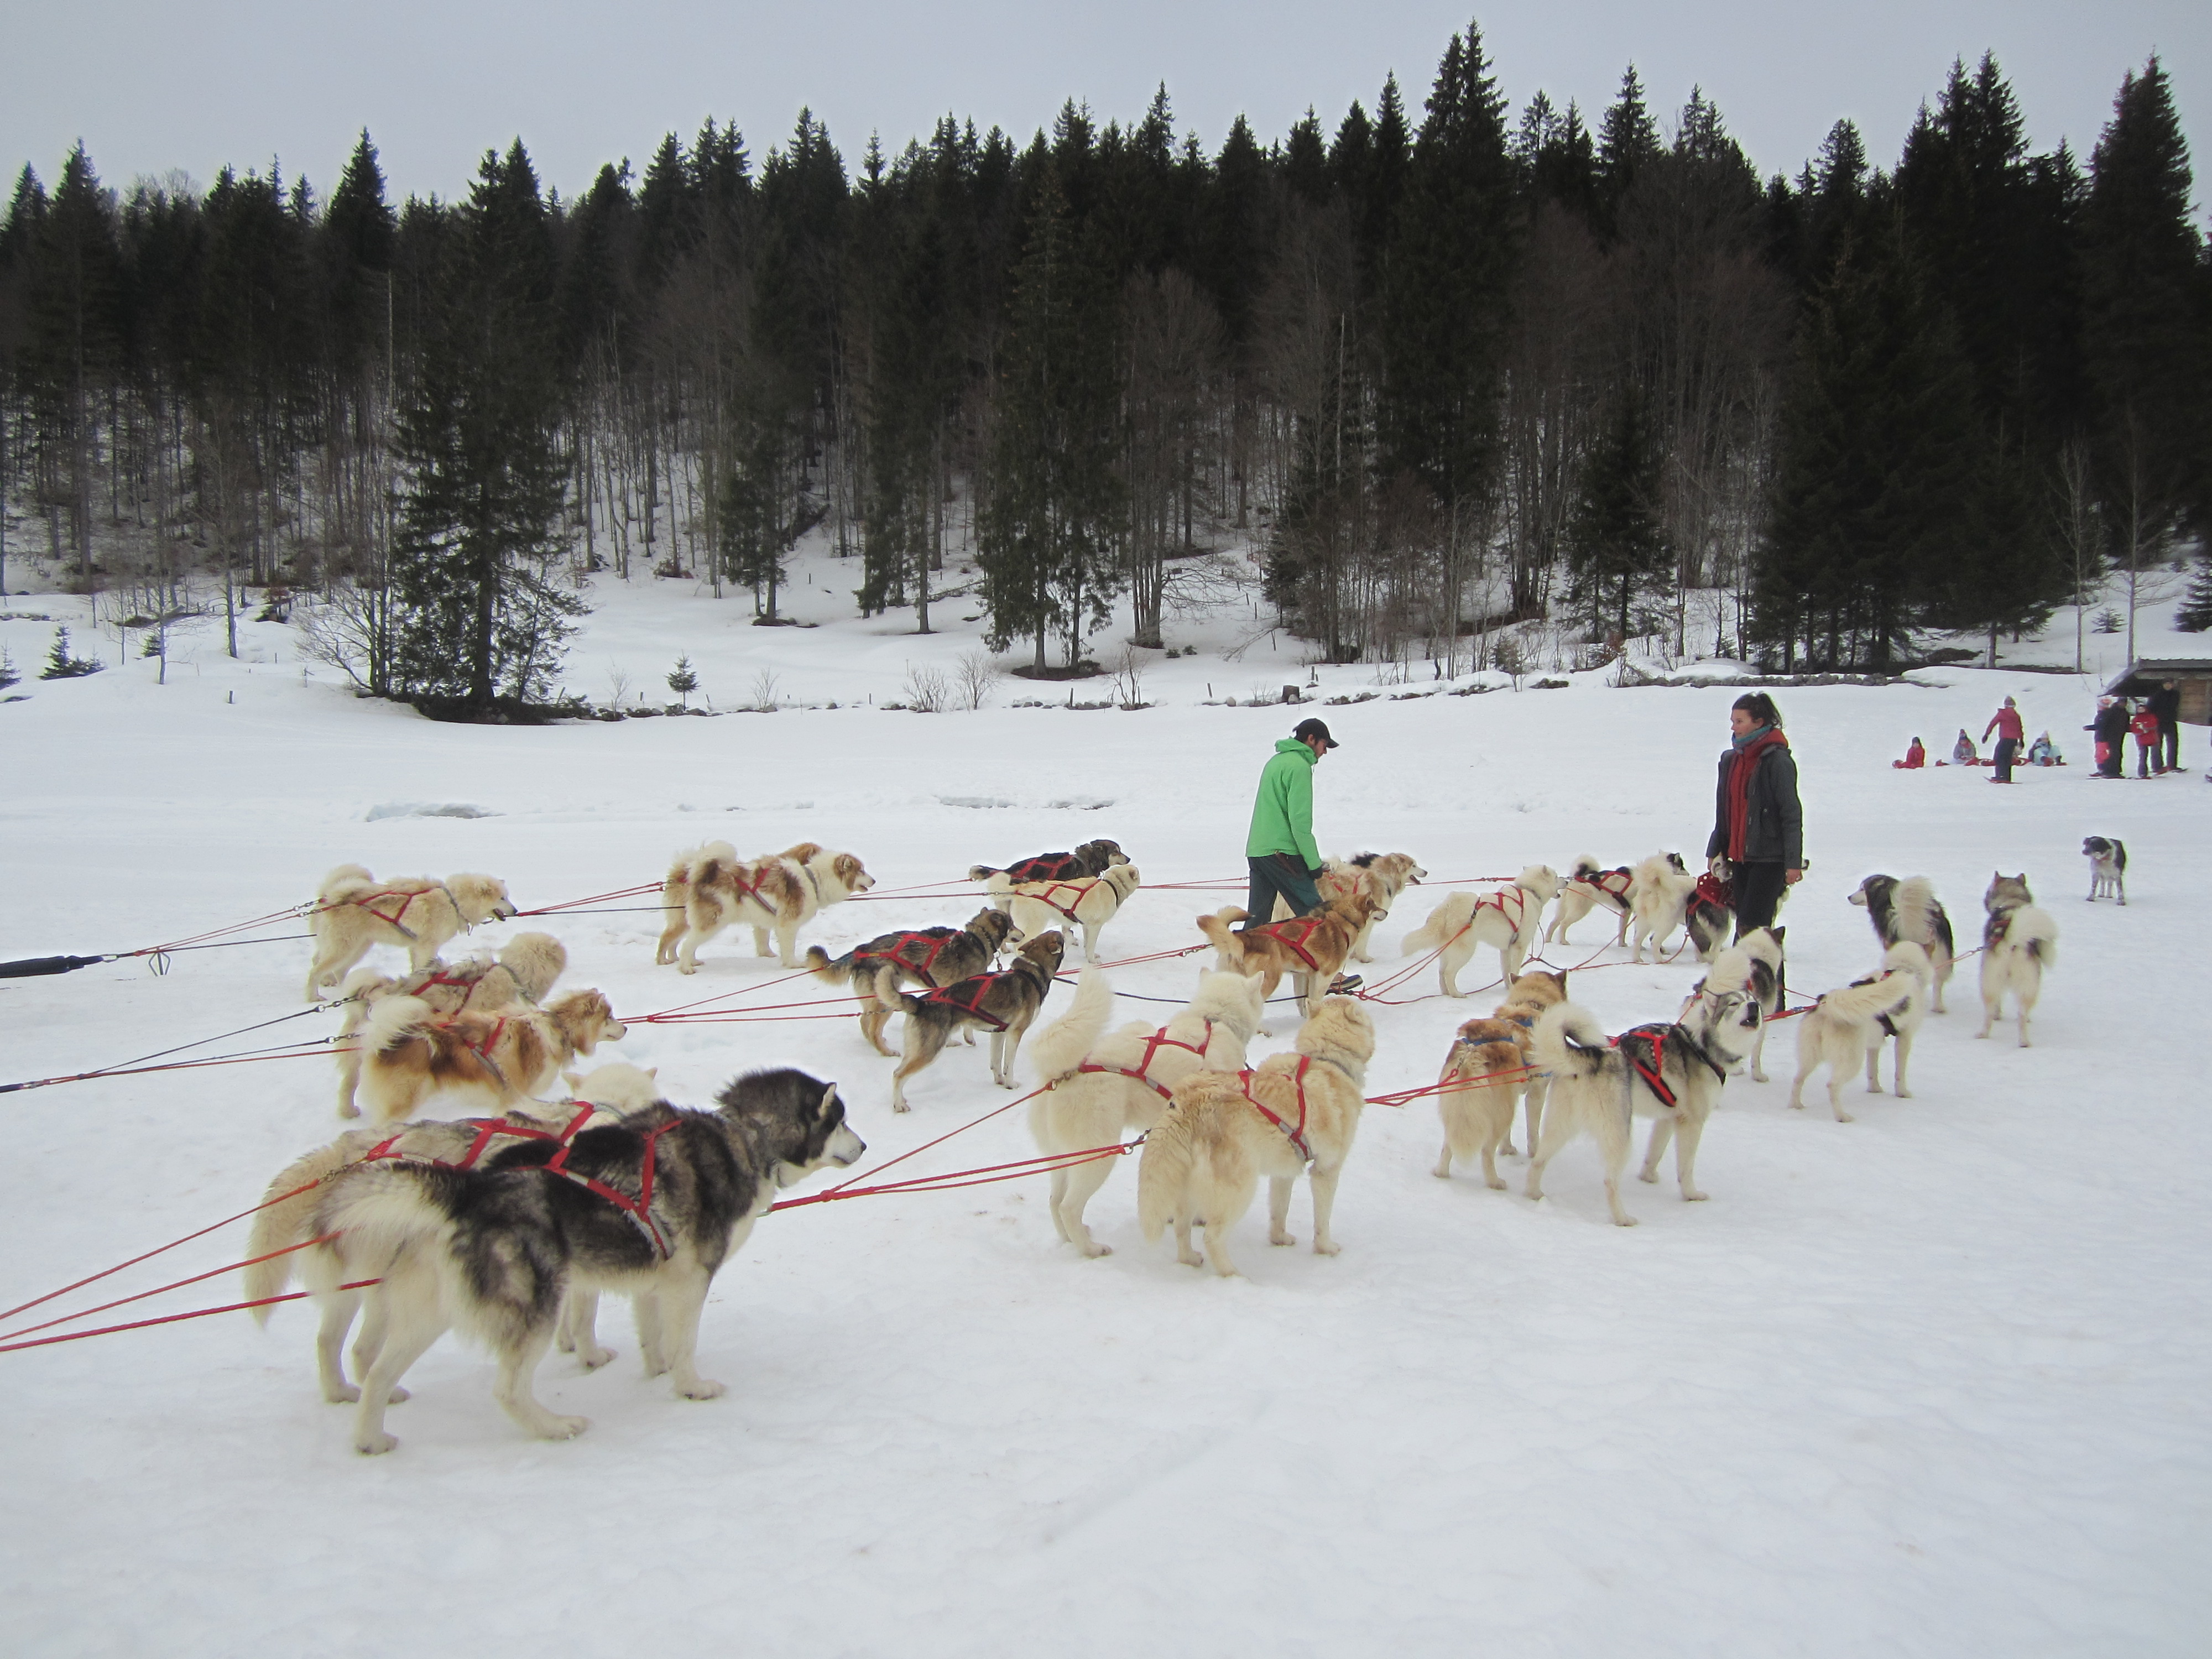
[1725,729,1789,862]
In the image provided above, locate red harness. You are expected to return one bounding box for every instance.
[1609,1022,1726,1110]
[914,974,1013,1031]
[1019,879,1097,923]
[1692,873,1733,911]
[1074,1020,1216,1103]
[348,888,430,940]
[1233,1057,1315,1161]
[1246,915,1329,971]
[1474,885,1530,931]
[362,1100,599,1173]
[1584,867,1634,903]
[858,928,959,981]
[1003,853,1089,883]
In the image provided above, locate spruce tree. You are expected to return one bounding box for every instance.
[1567,388,1670,642]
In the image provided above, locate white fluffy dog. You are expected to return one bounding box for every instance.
[1024,967,1268,1256]
[1787,946,1924,1121]
[304,867,519,1000]
[993,863,1143,964]
[1978,874,2059,1047]
[1401,865,1562,996]
[1626,854,1697,963]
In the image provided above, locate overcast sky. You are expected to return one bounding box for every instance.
[5,2,2205,206]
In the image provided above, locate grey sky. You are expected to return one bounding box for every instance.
[6,2,2205,205]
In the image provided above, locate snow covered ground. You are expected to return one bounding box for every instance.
[2,559,2208,1656]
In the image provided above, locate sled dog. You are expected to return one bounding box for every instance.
[1272,851,1427,962]
[874,932,1066,1111]
[656,841,875,971]
[969,839,1129,893]
[1978,873,2058,1046]
[1524,963,1760,1225]
[1848,874,1955,1013]
[1024,967,1269,1256]
[304,868,519,1000]
[332,933,567,1117]
[287,1068,861,1454]
[993,862,1142,963]
[354,989,627,1124]
[1489,968,1570,1155]
[1544,854,1664,947]
[1861,940,1932,1100]
[805,907,1021,1056]
[1431,1016,1535,1190]
[2082,837,2128,905]
[1401,865,1562,995]
[1689,926,1785,1082]
[1625,854,1697,963]
[1786,951,1921,1121]
[1136,997,1376,1279]
[1197,888,1381,1017]
[1683,859,1736,962]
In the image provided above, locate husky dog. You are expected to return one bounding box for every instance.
[805,907,1021,1057]
[994,863,1142,963]
[1786,955,1919,1121]
[1198,888,1381,1017]
[1691,926,1785,1082]
[1271,852,1427,962]
[1401,865,1563,995]
[874,932,1066,1110]
[1431,1018,1535,1190]
[969,839,1129,893]
[1861,941,1933,1100]
[1524,963,1761,1225]
[1024,967,1269,1256]
[354,989,627,1124]
[1683,859,1737,962]
[1978,873,2058,1047]
[1848,874,1956,1013]
[1626,854,1698,962]
[286,1069,862,1454]
[656,841,875,971]
[1544,854,1661,947]
[304,868,519,1000]
[2083,837,2128,905]
[332,933,568,1118]
[1489,968,1571,1156]
[1137,998,1376,1278]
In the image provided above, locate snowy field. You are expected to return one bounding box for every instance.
[2,561,2209,1656]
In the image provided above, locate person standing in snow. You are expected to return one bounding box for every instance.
[1707,691,1802,938]
[1243,716,1335,926]
[1982,696,2024,783]
[2147,680,2181,774]
[2130,702,2162,778]
[2089,697,2129,778]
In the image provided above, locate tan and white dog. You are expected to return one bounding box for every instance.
[1024,967,1269,1256]
[1978,873,2058,1047]
[304,867,519,1000]
[1786,951,1921,1121]
[656,841,875,971]
[353,989,628,1124]
[1136,997,1376,1278]
[1197,889,1379,1019]
[1434,967,1571,1181]
[1626,853,1698,963]
[331,933,568,1118]
[992,863,1142,963]
[1400,865,1562,996]
[1272,851,1427,962]
[1544,854,1663,947]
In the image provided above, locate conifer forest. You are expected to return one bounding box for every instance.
[2,22,2207,713]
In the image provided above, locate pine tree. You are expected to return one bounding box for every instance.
[22,145,121,582]
[666,654,698,707]
[1567,388,1670,641]
[1594,65,1662,233]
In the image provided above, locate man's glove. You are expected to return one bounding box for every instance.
[1307,867,1326,880]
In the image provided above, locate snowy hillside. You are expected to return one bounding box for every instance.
[1,561,2207,1657]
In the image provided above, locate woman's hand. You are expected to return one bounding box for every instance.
[1783,868,1803,885]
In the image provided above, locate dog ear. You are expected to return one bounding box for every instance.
[817,1083,841,1121]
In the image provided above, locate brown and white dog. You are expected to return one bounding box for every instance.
[1544,854,1668,947]
[874,932,1067,1111]
[656,841,875,971]
[1136,997,1377,1279]
[1489,968,1570,1155]
[1433,967,1571,1184]
[1024,967,1269,1256]
[969,839,1129,892]
[1197,889,1381,1018]
[332,933,568,1118]
[304,867,519,1000]
[1400,865,1563,996]
[1272,851,1427,962]
[805,907,1022,1056]
[993,863,1142,963]
[353,989,628,1124]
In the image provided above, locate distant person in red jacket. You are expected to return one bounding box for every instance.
[1982,697,2024,783]
[2131,705,2162,778]
[1893,737,1926,769]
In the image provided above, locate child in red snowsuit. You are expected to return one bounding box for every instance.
[2131,706,2162,778]
[1893,737,1926,769]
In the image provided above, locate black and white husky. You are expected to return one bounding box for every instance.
[288,1068,863,1455]
[2082,837,2128,905]
[1848,874,1956,1013]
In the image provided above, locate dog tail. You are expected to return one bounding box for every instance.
[1401,895,1463,955]
[1530,1003,1611,1081]
[1196,907,1246,953]
[1882,940,1932,986]
[1135,1101,1201,1243]
[872,964,924,1018]
[363,993,435,1057]
[1823,973,1916,1024]
[2010,907,2059,968]
[1029,967,1115,1082]
[246,1136,371,1321]
[803,944,853,986]
[1568,854,1602,882]
[966,864,1002,883]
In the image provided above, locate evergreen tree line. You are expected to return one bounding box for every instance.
[1,22,2207,711]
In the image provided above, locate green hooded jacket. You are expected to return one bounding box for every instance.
[1246,739,1321,867]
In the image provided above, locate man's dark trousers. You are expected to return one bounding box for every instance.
[1245,853,1322,926]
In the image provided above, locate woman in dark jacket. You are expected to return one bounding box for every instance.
[1706,691,1803,937]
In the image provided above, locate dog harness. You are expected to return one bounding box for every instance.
[335,884,461,941]
[361,1100,600,1174]
[914,973,1015,1031]
[1693,872,1734,911]
[1073,1020,1217,1103]
[1473,885,1530,932]
[1001,852,1089,884]
[1593,867,1634,901]
[1018,878,1098,924]
[857,928,959,980]
[462,1016,513,1092]
[1609,1022,1726,1111]
[539,1115,681,1260]
[1246,915,1329,971]
[1230,1056,1316,1162]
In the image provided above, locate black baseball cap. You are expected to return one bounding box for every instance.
[1292,717,1339,750]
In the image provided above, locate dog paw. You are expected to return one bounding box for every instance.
[1750,1069,1769,1084]
[676,964,697,977]
[1485,1176,1507,1192]
[354,1432,399,1455]
[1314,1239,1341,1256]
[1637,1170,1659,1184]
[676,1379,726,1401]
[387,1385,410,1402]
[1269,1228,1296,1247]
[577,1347,617,1372]
[1177,1250,1204,1269]
[325,1385,362,1405]
[1082,1241,1113,1258]
[1897,1087,1913,1099]
[1683,1188,1708,1202]
[540,1414,590,1439]
[1835,1111,1856,1123]
[337,1103,361,1120]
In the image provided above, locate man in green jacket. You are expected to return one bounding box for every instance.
[1243,717,1336,928]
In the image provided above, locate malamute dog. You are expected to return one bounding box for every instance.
[1683,859,1736,961]
[332,932,568,1117]
[1978,873,2059,1046]
[353,989,627,1124]
[874,931,1066,1110]
[2083,836,2128,905]
[1400,865,1563,995]
[1848,874,1956,1013]
[1136,997,1376,1278]
[1197,888,1380,1017]
[1786,949,1922,1121]
[1626,854,1697,962]
[968,839,1128,891]
[287,1068,862,1454]
[1271,851,1427,962]
[1544,854,1659,947]
[1024,967,1269,1256]
[993,863,1142,963]
[805,907,1021,1056]
[303,867,519,1000]
[656,841,875,971]
[1524,961,1761,1225]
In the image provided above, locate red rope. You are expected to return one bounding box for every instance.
[0,1280,381,1355]
[0,1234,342,1344]
[511,881,665,916]
[770,1140,1135,1211]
